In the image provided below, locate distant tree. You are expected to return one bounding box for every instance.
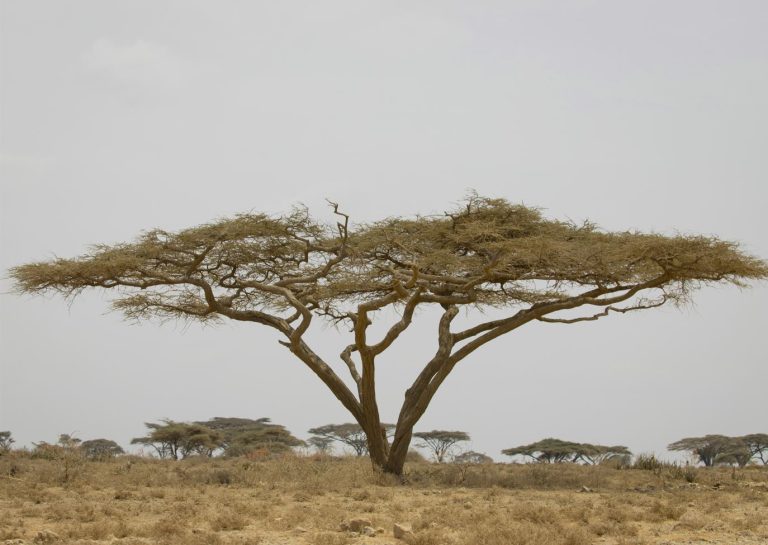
[31,435,87,482]
[11,196,767,475]
[0,431,14,454]
[31,434,83,461]
[131,420,223,459]
[741,434,768,465]
[502,438,578,463]
[714,438,754,467]
[502,438,630,464]
[57,434,81,449]
[196,417,303,456]
[308,423,394,456]
[80,439,125,460]
[414,430,470,463]
[308,436,335,454]
[667,435,736,467]
[574,444,632,465]
[405,449,428,463]
[453,450,493,464]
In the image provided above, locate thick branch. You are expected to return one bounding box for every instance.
[369,288,423,355]
[280,337,364,422]
[449,275,670,367]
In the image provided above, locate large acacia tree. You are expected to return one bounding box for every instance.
[10,196,767,475]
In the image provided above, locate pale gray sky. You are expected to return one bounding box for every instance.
[1,1,766,461]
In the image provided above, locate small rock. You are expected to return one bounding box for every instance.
[580,486,593,493]
[295,526,309,533]
[393,522,415,542]
[362,526,376,537]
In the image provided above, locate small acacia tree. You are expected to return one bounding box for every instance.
[715,439,754,468]
[131,420,223,459]
[502,438,631,464]
[197,417,304,456]
[81,439,125,460]
[742,434,768,465]
[308,435,335,454]
[0,431,14,454]
[308,423,394,456]
[574,444,632,465]
[667,435,733,467]
[10,196,767,475]
[414,430,470,462]
[669,434,766,467]
[453,450,494,464]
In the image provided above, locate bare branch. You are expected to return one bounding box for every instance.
[537,296,669,324]
[327,199,350,245]
[340,344,363,397]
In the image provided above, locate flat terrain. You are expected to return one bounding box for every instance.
[1,454,767,545]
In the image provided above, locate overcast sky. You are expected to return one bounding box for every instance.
[1,1,766,461]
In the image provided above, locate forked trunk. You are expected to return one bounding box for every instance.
[358,407,413,476]
[382,430,412,475]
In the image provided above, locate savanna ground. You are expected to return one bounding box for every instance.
[1,452,767,545]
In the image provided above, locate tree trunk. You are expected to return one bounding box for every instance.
[382,428,413,476]
[364,420,390,469]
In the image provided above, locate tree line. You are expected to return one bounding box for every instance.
[2,425,766,467]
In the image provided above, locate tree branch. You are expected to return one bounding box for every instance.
[369,288,423,355]
[449,275,671,367]
[340,344,363,398]
[537,296,669,324]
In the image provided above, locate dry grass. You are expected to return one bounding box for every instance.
[1,452,767,545]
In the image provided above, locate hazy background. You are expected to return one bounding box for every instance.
[1,0,766,461]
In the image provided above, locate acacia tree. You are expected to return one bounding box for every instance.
[80,439,125,460]
[502,438,580,463]
[0,431,14,454]
[10,196,767,475]
[742,434,768,465]
[195,417,304,456]
[308,423,394,456]
[667,435,734,467]
[131,420,223,459]
[502,438,631,464]
[308,435,335,454]
[573,444,632,465]
[714,439,754,468]
[453,450,494,464]
[414,430,470,462]
[669,434,767,467]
